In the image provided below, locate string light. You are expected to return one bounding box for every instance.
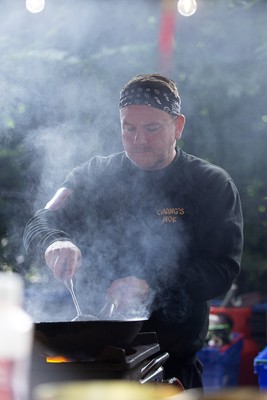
[25,0,45,14]
[24,0,198,17]
[177,0,197,17]
[25,0,198,17]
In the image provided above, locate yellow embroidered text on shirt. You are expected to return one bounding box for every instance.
[157,208,185,223]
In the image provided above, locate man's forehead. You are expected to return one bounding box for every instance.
[120,104,170,122]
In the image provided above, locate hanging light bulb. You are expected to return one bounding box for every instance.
[25,0,45,14]
[177,0,197,17]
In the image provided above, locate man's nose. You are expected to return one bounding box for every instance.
[134,129,147,144]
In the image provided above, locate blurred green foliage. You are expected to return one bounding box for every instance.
[0,0,267,299]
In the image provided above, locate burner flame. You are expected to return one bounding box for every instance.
[46,355,72,363]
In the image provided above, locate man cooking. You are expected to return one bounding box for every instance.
[23,73,243,389]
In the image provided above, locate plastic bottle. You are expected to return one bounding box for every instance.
[0,272,33,400]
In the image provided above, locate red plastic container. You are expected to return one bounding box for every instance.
[210,306,252,336]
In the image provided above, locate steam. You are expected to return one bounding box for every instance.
[1,0,265,324]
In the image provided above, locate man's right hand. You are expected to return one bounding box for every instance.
[44,240,81,281]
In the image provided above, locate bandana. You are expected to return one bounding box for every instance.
[119,81,181,116]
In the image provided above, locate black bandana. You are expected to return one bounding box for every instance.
[119,81,181,116]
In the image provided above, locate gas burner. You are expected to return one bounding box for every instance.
[30,332,169,396]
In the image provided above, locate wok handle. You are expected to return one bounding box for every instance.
[140,352,169,381]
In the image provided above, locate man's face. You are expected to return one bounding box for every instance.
[120,105,185,170]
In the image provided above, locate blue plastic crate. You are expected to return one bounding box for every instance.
[254,346,267,390]
[197,333,244,389]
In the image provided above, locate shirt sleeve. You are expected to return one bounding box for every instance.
[23,207,72,256]
[23,156,103,257]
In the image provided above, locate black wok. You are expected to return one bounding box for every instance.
[34,318,147,358]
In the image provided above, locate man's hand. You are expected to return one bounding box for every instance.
[44,240,81,281]
[106,276,150,313]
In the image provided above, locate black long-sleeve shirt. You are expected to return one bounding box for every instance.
[24,148,243,358]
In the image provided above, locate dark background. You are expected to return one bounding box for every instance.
[0,0,266,314]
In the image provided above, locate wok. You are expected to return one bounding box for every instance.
[34,318,147,358]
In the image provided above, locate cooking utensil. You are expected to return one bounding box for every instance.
[98,297,119,319]
[64,278,97,321]
[34,318,147,358]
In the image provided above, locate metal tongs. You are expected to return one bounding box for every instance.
[64,278,98,321]
[98,297,119,319]
[64,278,119,321]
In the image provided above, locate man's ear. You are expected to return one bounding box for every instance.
[174,114,185,140]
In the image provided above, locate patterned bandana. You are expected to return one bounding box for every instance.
[119,81,181,116]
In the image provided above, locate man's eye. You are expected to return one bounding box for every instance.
[125,126,135,132]
[123,126,135,134]
[146,125,161,132]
